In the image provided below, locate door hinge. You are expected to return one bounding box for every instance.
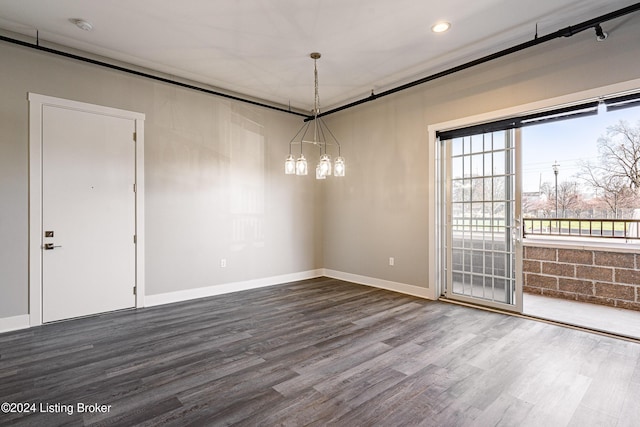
[133,131,137,142]
[133,286,137,295]
[133,183,136,193]
[133,234,137,244]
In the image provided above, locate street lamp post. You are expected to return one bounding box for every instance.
[552,161,559,218]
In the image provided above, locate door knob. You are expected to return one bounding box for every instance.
[44,243,62,250]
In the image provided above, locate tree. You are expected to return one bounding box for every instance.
[522,192,541,217]
[592,181,638,218]
[557,181,581,217]
[579,120,640,217]
[538,180,583,218]
[539,182,556,217]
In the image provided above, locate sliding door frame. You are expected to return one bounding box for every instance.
[440,129,523,313]
[426,78,640,303]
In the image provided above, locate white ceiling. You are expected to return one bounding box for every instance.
[0,1,638,112]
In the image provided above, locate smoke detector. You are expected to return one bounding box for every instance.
[71,19,93,32]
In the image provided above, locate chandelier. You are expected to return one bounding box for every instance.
[285,52,345,179]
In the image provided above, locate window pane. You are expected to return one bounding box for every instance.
[493,132,505,150]
[493,151,505,175]
[471,134,484,153]
[471,154,484,176]
[452,157,463,179]
[452,138,464,156]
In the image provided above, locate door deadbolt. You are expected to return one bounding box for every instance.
[45,231,54,238]
[44,243,62,250]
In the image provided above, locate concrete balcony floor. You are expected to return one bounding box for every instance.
[523,293,640,340]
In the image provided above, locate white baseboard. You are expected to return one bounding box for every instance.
[0,314,30,333]
[3,270,432,334]
[323,269,436,300]
[145,269,324,307]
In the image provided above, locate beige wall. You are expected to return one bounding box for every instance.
[322,14,640,289]
[0,41,321,318]
[1,13,640,320]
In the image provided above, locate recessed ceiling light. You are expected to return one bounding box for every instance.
[431,21,451,33]
[70,18,93,32]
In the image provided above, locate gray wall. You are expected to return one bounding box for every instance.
[322,14,640,288]
[2,13,640,319]
[0,41,321,318]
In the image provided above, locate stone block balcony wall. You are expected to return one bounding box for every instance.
[523,244,640,311]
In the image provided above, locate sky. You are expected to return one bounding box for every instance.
[521,105,640,193]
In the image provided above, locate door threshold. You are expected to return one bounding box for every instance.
[438,296,640,344]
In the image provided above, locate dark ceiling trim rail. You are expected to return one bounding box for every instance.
[311,2,640,121]
[2,2,639,120]
[0,34,308,118]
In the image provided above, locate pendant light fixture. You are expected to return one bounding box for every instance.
[285,52,344,179]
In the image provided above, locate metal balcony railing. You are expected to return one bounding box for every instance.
[450,218,507,233]
[523,218,640,240]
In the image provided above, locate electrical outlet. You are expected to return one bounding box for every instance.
[220,258,227,268]
[389,257,394,266]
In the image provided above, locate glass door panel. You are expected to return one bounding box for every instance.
[443,129,522,312]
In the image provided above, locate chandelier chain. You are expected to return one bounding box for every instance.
[314,57,320,118]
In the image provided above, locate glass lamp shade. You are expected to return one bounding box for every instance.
[334,156,345,176]
[319,153,332,176]
[285,154,296,174]
[295,154,308,175]
[315,163,326,179]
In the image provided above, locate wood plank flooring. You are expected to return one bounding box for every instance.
[1,277,639,426]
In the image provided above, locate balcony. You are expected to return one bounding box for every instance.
[521,218,640,339]
[522,218,640,312]
[451,216,640,337]
[524,293,640,339]
[523,218,640,240]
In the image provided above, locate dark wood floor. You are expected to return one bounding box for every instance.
[1,277,639,426]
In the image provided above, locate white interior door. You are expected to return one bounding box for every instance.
[42,105,136,323]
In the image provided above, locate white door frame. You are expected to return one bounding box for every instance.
[28,93,146,326]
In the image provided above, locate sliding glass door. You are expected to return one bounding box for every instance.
[441,129,522,312]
